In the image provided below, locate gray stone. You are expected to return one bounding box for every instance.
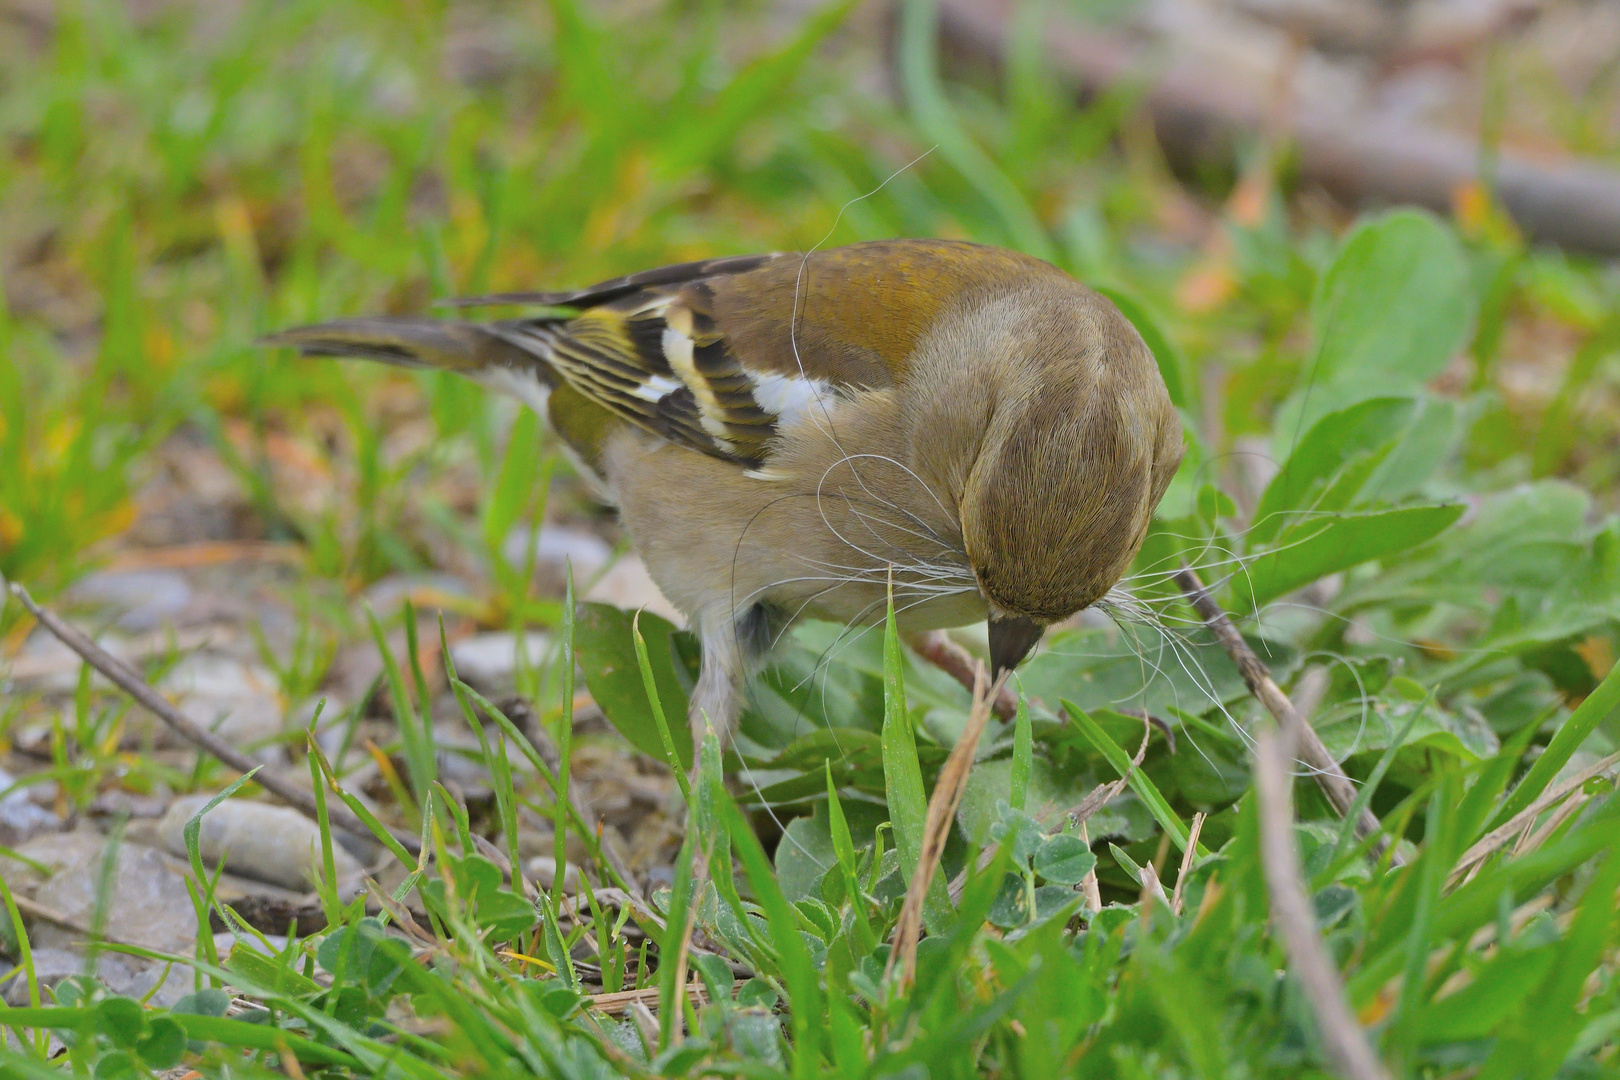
[161,654,285,754]
[0,947,81,1006]
[502,524,613,581]
[449,631,552,692]
[0,834,199,1009]
[0,767,61,846]
[157,795,362,891]
[523,855,580,892]
[64,569,193,633]
[3,832,198,953]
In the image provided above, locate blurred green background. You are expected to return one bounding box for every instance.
[5,0,1617,614]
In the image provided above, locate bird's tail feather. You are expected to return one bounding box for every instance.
[262,317,544,377]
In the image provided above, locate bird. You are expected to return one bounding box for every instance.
[267,239,1184,746]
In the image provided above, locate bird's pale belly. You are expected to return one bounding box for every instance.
[786,578,988,633]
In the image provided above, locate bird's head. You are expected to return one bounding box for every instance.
[904,276,1184,679]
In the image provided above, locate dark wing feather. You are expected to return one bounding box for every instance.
[487,284,797,468]
[443,253,786,309]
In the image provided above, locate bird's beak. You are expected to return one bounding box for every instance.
[988,615,1045,681]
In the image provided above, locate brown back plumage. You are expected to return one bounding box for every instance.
[268,240,1182,629]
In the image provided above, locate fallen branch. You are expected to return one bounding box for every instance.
[6,579,422,856]
[937,0,1620,256]
[1173,568,1385,847]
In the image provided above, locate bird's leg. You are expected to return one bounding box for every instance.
[687,604,782,787]
[690,623,744,752]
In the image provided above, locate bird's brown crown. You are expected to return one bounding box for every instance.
[911,275,1183,626]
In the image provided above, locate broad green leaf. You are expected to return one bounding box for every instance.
[573,602,694,770]
[1010,693,1032,813]
[134,1017,185,1069]
[224,945,322,998]
[1063,703,1201,855]
[1033,835,1096,886]
[1020,623,1261,721]
[94,997,145,1048]
[1253,396,1415,543]
[1309,208,1473,392]
[1234,503,1464,612]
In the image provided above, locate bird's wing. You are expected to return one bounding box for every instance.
[480,239,1061,468]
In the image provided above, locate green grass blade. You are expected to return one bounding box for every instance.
[0,872,42,1054]
[633,609,691,804]
[1391,773,1458,1061]
[880,585,951,934]
[1487,658,1620,831]
[1010,691,1032,812]
[714,777,824,1077]
[364,603,431,811]
[555,561,576,912]
[304,702,341,927]
[1475,846,1620,1080]
[897,0,1055,260]
[657,830,699,1052]
[307,740,416,869]
[1064,703,1202,855]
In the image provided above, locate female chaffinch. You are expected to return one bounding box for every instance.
[269,239,1184,743]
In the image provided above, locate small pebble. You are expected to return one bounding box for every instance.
[158,795,362,891]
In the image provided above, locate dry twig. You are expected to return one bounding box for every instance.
[1171,812,1206,917]
[889,665,1008,986]
[1448,750,1620,886]
[1173,568,1385,847]
[6,579,422,856]
[589,983,708,1018]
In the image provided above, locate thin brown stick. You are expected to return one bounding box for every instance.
[1064,714,1153,828]
[907,631,1020,720]
[1447,750,1620,886]
[1138,862,1172,910]
[6,579,422,855]
[1255,697,1391,1080]
[1513,793,1588,858]
[889,665,1007,986]
[589,983,709,1017]
[1172,568,1384,846]
[1078,822,1102,914]
[1171,812,1206,917]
